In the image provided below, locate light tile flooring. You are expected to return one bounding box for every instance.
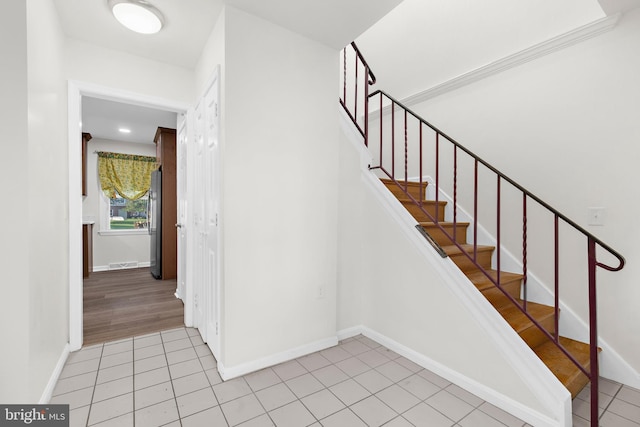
[51,327,640,427]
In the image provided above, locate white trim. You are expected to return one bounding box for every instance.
[396,14,621,107]
[339,108,373,171]
[339,326,566,427]
[98,229,149,236]
[39,344,70,404]
[68,83,83,352]
[92,261,151,272]
[217,336,339,381]
[600,341,640,388]
[68,80,190,351]
[336,325,364,341]
[181,107,194,328]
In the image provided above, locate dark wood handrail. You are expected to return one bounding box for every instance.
[350,42,376,85]
[368,88,625,272]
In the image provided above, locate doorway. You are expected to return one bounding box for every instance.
[68,81,191,351]
[82,268,184,345]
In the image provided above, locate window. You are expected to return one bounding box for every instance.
[109,194,149,230]
[99,192,150,235]
[96,150,156,235]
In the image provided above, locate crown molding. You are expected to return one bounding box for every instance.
[400,14,621,107]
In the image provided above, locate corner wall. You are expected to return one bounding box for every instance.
[0,0,70,403]
[219,6,340,371]
[0,0,30,402]
[26,0,69,401]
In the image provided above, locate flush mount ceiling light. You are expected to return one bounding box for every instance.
[108,0,164,34]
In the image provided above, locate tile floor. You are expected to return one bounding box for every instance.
[50,327,640,427]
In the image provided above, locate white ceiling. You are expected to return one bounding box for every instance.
[59,0,635,144]
[53,0,224,69]
[225,0,404,50]
[55,0,403,144]
[82,97,177,145]
[52,0,403,69]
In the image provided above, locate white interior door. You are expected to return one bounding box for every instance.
[192,101,206,339]
[176,113,188,305]
[203,70,221,356]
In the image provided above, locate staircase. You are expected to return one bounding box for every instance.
[380,178,592,398]
[341,41,625,426]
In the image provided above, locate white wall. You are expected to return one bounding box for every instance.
[0,0,30,402]
[64,38,195,105]
[0,0,68,403]
[26,0,69,401]
[356,0,605,100]
[214,6,340,370]
[195,8,225,101]
[82,138,156,270]
[404,8,640,381]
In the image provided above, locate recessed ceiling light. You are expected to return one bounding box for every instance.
[108,0,164,35]
[119,128,132,133]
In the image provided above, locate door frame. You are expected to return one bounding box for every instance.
[67,80,191,351]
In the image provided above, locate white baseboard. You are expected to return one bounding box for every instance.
[336,326,363,341]
[93,261,151,272]
[217,336,339,381]
[39,343,70,404]
[339,326,565,427]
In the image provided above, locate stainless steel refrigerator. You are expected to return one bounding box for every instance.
[149,169,162,279]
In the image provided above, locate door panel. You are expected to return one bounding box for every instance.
[176,113,188,302]
[203,70,220,357]
[192,101,206,340]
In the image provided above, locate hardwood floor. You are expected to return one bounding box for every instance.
[83,268,184,346]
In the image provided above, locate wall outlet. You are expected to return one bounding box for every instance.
[316,286,324,299]
[588,207,606,226]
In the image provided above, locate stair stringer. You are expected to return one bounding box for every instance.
[338,108,571,427]
[419,174,640,389]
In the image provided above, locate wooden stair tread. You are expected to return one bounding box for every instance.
[441,244,495,256]
[398,198,446,206]
[419,221,470,227]
[465,270,523,291]
[442,244,495,271]
[497,300,555,333]
[380,178,428,187]
[380,179,428,199]
[418,221,470,245]
[534,337,592,398]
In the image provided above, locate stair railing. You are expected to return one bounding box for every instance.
[340,42,625,427]
[340,42,374,143]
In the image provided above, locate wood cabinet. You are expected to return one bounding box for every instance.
[154,127,177,280]
[82,133,92,196]
[83,223,93,278]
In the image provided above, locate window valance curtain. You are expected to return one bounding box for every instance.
[97,151,157,200]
